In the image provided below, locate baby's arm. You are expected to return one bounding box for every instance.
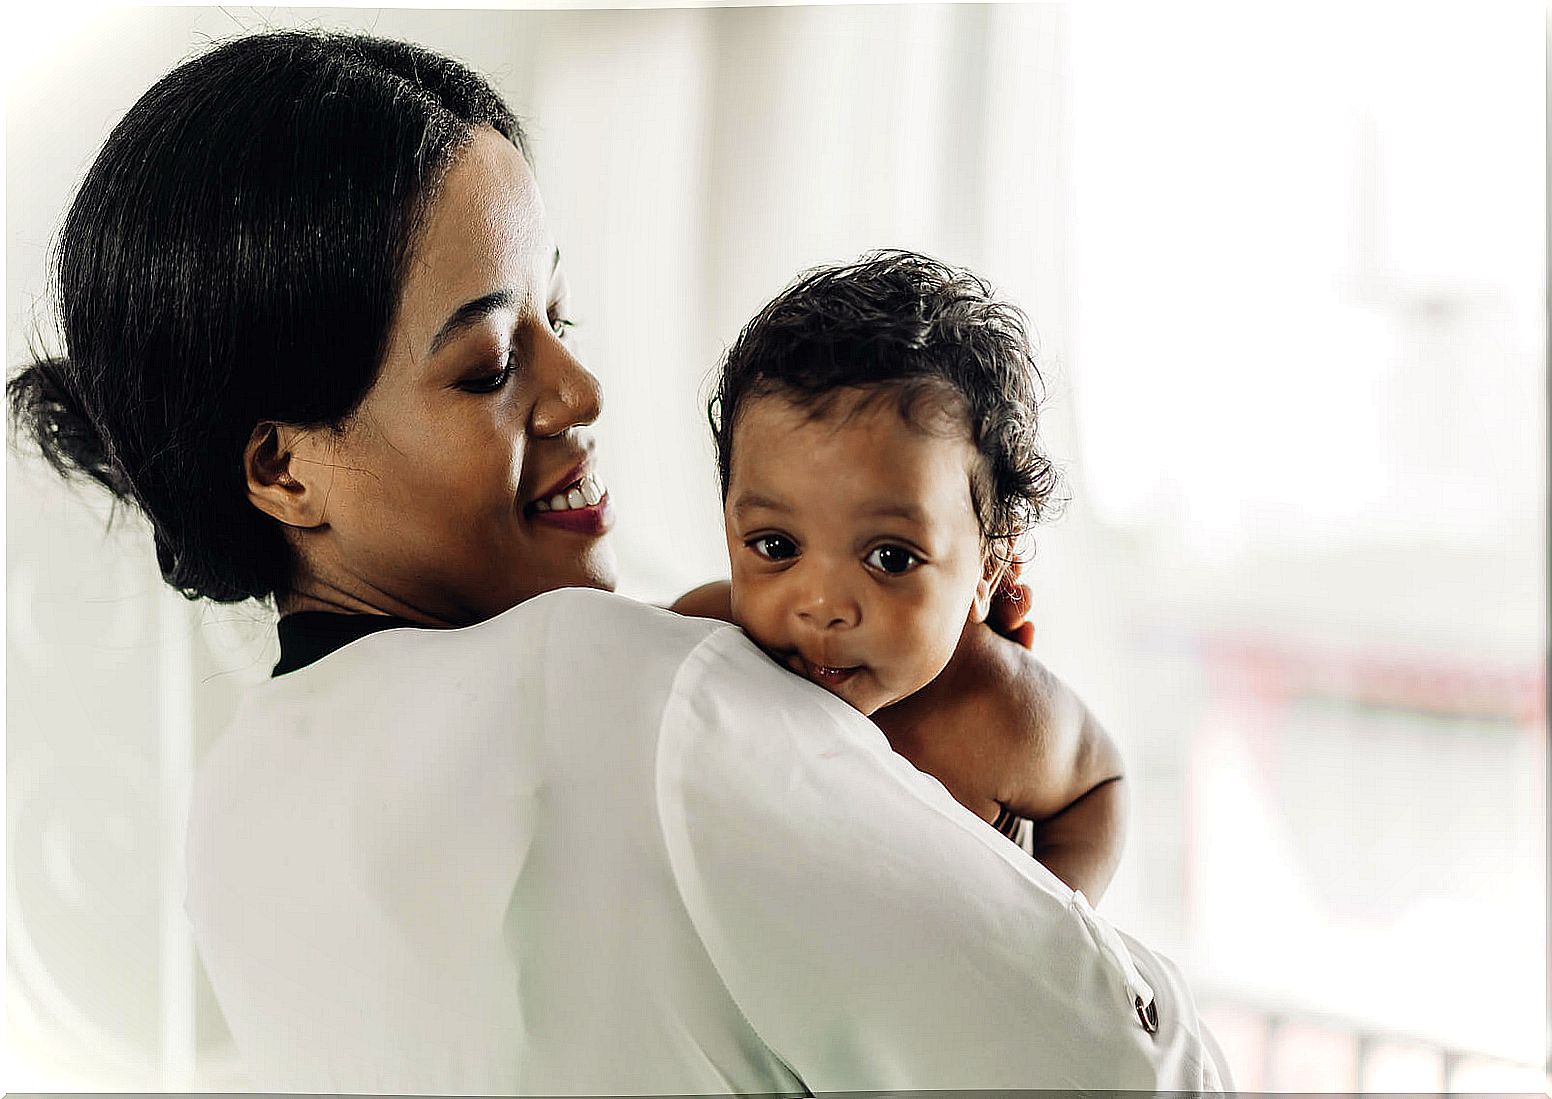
[875,624,1127,903]
[991,647,1128,902]
[669,580,734,621]
[670,581,1126,897]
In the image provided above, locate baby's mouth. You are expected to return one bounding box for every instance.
[788,654,862,688]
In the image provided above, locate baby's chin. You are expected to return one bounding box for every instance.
[807,669,884,716]
[789,660,917,719]
[739,636,881,714]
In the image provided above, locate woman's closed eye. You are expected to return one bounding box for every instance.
[460,313,574,394]
[746,533,798,562]
[864,544,921,575]
[460,350,516,394]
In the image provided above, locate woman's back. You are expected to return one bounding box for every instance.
[186,588,802,1093]
[188,587,1228,1094]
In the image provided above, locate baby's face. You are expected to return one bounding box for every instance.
[724,391,996,716]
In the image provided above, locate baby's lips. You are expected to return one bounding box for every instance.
[778,646,864,683]
[802,658,864,688]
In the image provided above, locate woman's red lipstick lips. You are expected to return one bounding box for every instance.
[532,492,613,536]
[532,459,590,503]
[525,461,613,536]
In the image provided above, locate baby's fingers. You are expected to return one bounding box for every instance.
[988,573,1035,649]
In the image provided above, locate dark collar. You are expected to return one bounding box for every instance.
[272,611,422,677]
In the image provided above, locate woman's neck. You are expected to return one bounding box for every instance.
[277,580,455,626]
[276,591,383,618]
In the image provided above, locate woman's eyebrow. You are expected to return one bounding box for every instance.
[429,251,562,356]
[428,288,520,356]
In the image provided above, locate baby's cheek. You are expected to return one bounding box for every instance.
[914,602,966,678]
[728,582,778,647]
[726,578,747,626]
[889,615,952,691]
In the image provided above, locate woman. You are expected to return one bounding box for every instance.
[10,30,1227,1094]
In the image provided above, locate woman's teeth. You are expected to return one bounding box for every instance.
[533,473,605,513]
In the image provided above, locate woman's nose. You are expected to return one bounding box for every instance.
[529,325,602,437]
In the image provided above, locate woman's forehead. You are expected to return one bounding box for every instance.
[396,127,555,346]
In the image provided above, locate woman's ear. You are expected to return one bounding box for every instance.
[244,422,328,528]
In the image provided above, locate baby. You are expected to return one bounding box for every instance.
[675,250,1125,902]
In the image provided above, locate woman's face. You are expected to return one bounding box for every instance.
[282,126,616,625]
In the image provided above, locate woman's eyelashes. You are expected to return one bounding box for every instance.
[460,313,575,394]
[460,350,516,393]
[547,286,575,339]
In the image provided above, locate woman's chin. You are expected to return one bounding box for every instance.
[540,541,619,598]
[466,544,617,622]
[579,540,619,593]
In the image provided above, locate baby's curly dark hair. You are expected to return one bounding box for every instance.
[709,249,1064,560]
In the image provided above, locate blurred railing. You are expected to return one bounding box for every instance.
[1202,989,1546,1093]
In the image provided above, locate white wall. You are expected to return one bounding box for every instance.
[6,2,1545,1091]
[1060,2,1545,1086]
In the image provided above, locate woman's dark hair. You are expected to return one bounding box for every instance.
[709,249,1065,557]
[8,30,527,603]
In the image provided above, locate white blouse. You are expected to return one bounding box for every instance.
[185,587,1229,1094]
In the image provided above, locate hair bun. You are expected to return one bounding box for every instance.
[7,355,136,504]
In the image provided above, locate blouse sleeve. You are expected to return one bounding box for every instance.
[656,625,1230,1093]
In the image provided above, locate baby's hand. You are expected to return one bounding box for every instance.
[986,561,1034,650]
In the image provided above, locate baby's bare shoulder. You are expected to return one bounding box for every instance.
[963,630,1069,740]
[973,648,1101,813]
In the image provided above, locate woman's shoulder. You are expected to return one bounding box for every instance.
[210,589,735,757]
[512,585,713,630]
[474,585,734,662]
[260,587,731,687]
[188,588,745,894]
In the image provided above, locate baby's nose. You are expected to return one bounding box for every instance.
[798,607,854,630]
[794,585,860,630]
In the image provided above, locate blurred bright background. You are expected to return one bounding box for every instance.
[5,1,1545,1091]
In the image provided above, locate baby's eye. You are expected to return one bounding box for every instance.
[549,314,576,339]
[865,544,920,575]
[748,534,798,562]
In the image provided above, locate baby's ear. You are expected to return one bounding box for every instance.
[970,545,1014,624]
